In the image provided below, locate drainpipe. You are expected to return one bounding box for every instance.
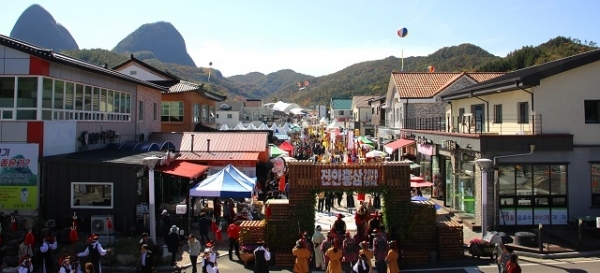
[207,139,211,153]
[471,91,489,133]
[403,98,409,129]
[190,134,194,152]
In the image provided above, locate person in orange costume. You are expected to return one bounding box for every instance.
[292,240,311,273]
[325,239,343,273]
[358,240,373,271]
[385,240,400,273]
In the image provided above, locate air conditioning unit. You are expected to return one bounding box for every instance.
[90,215,114,235]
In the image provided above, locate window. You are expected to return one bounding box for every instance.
[584,100,600,123]
[161,101,184,122]
[202,105,208,122]
[16,77,37,108]
[74,84,83,110]
[71,182,113,209]
[209,106,215,122]
[42,78,53,108]
[458,108,465,124]
[193,104,200,123]
[493,104,503,123]
[138,100,144,121]
[53,80,64,109]
[518,102,529,123]
[339,110,344,115]
[0,77,15,108]
[227,114,232,119]
[592,164,600,205]
[153,102,157,121]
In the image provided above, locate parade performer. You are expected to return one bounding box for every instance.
[332,214,346,240]
[253,239,271,273]
[385,241,400,273]
[58,254,74,273]
[205,241,218,271]
[352,253,371,273]
[292,239,311,273]
[77,234,109,273]
[341,232,358,273]
[358,241,373,272]
[201,248,216,273]
[39,235,57,273]
[324,239,342,273]
[320,232,334,268]
[366,213,381,241]
[371,229,388,273]
[312,226,326,270]
[18,255,33,273]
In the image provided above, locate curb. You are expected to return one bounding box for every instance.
[514,250,600,259]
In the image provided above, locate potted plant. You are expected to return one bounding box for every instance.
[468,238,495,259]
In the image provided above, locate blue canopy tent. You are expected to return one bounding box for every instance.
[189,166,254,198]
[222,164,256,188]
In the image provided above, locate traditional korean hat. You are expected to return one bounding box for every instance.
[335,213,345,219]
[89,234,99,241]
[205,240,215,247]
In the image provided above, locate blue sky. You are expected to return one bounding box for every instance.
[1,0,599,77]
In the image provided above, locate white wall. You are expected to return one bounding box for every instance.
[115,63,168,81]
[0,46,30,74]
[43,121,76,156]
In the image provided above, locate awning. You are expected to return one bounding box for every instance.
[411,181,434,187]
[384,139,415,154]
[155,161,209,179]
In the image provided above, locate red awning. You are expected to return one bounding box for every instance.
[279,141,295,156]
[155,161,209,179]
[384,139,415,154]
[411,181,434,188]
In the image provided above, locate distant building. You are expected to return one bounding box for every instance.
[215,100,244,128]
[315,105,327,120]
[245,98,262,107]
[351,96,375,136]
[329,98,352,128]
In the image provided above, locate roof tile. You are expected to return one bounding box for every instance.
[149,132,268,152]
[177,152,259,161]
[391,72,506,98]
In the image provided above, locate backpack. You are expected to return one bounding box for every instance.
[375,237,387,252]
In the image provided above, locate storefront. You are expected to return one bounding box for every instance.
[415,142,443,199]
[497,164,569,226]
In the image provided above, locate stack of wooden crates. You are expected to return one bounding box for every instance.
[239,220,266,245]
[264,199,296,266]
[437,220,464,259]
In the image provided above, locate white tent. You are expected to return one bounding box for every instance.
[219,124,229,131]
[258,123,269,130]
[246,123,257,130]
[233,122,246,130]
[327,119,341,129]
[270,123,280,132]
[319,117,328,125]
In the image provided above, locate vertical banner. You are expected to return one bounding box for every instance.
[0,144,39,210]
[347,130,354,150]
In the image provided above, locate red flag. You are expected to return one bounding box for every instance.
[265,205,272,219]
[278,175,286,192]
[70,228,79,242]
[25,231,35,246]
[106,218,113,230]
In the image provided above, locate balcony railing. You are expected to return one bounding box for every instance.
[403,114,543,135]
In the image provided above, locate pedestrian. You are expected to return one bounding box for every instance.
[39,235,57,273]
[139,232,158,255]
[506,253,521,273]
[77,234,109,273]
[336,192,344,207]
[372,193,381,209]
[318,191,326,212]
[161,209,172,236]
[226,221,241,260]
[292,240,311,273]
[325,239,342,273]
[416,188,423,197]
[253,239,271,273]
[312,226,326,271]
[213,198,222,225]
[165,225,180,266]
[346,191,355,213]
[136,244,154,273]
[495,243,511,273]
[341,232,358,273]
[18,255,33,273]
[223,200,231,224]
[326,192,334,214]
[187,234,201,273]
[198,212,212,245]
[385,241,400,273]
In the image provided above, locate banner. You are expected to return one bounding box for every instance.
[0,144,39,210]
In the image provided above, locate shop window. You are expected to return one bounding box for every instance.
[591,163,600,205]
[71,182,113,209]
[498,165,516,196]
[515,165,533,195]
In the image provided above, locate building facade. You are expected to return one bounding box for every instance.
[329,98,352,129]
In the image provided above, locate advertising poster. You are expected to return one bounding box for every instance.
[0,144,39,210]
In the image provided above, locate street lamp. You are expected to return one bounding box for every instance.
[475,158,493,237]
[143,155,162,243]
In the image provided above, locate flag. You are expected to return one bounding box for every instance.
[279,175,286,192]
[266,205,272,219]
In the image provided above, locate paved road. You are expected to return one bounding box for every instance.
[160,255,600,273]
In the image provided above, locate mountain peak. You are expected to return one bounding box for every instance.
[112,21,196,67]
[10,4,79,51]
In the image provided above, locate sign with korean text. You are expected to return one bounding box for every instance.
[550,208,568,225]
[320,167,379,187]
[516,208,533,225]
[0,144,39,210]
[533,208,551,225]
[500,208,516,226]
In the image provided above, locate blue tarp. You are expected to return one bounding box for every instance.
[189,164,255,198]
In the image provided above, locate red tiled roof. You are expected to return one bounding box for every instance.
[177,152,259,161]
[149,132,269,152]
[391,72,506,98]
